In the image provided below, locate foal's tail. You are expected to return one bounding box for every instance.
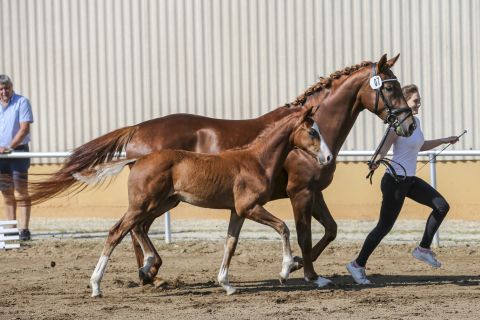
[73,158,138,185]
[26,126,138,205]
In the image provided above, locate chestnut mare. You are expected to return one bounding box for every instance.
[79,106,332,297]
[26,54,415,288]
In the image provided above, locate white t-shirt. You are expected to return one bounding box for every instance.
[387,116,424,177]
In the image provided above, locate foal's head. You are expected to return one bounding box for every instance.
[292,106,332,165]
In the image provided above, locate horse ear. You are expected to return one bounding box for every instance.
[304,105,320,122]
[376,53,388,73]
[386,53,400,68]
[309,105,320,119]
[303,105,314,119]
[295,105,314,127]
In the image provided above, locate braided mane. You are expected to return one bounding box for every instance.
[290,61,371,106]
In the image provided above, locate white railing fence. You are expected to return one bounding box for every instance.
[2,150,480,246]
[0,220,20,249]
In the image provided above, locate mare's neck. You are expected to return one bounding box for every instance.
[305,71,367,157]
[255,105,300,123]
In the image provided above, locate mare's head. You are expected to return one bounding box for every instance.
[291,106,333,165]
[360,54,416,137]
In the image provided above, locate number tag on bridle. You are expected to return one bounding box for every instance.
[370,76,382,89]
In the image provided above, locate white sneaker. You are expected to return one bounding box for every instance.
[412,246,441,268]
[346,261,371,285]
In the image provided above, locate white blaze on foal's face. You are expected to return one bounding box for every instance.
[311,122,332,165]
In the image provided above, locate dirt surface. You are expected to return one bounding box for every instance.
[1,237,479,320]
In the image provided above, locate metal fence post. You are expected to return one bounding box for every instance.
[429,153,440,247]
[165,211,172,244]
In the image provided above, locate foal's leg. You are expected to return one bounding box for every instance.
[218,210,245,295]
[90,210,143,297]
[311,192,337,262]
[243,205,294,284]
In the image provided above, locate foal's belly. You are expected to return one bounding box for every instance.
[176,190,234,210]
[172,156,236,209]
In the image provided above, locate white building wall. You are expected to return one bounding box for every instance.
[1,0,478,162]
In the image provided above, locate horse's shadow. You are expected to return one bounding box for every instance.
[156,274,480,296]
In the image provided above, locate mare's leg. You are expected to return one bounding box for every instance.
[243,205,294,284]
[131,216,156,269]
[130,220,152,270]
[132,220,163,285]
[289,188,333,287]
[218,210,245,295]
[311,191,337,261]
[90,209,144,297]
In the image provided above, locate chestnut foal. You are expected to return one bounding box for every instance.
[80,106,332,297]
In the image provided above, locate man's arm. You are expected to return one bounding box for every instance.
[10,121,30,148]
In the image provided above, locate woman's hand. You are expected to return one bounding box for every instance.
[442,136,459,144]
[369,161,380,171]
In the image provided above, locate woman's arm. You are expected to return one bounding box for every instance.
[420,136,459,151]
[369,129,398,170]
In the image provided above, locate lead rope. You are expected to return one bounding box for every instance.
[366,124,407,184]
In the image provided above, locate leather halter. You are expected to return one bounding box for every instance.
[371,63,413,128]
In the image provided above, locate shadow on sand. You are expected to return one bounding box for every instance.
[148,274,480,296]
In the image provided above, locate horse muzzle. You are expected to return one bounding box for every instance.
[394,121,416,137]
[316,147,333,165]
[318,154,333,165]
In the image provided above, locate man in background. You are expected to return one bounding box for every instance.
[0,74,34,241]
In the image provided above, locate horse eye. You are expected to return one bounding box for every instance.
[385,86,393,92]
[309,129,319,138]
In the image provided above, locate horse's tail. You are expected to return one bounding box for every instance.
[26,125,138,205]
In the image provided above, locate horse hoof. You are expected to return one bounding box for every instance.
[91,287,103,298]
[221,284,237,295]
[138,269,153,285]
[153,276,168,288]
[278,275,288,285]
[290,256,304,272]
[312,276,334,288]
[226,287,237,295]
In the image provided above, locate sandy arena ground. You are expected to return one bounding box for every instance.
[1,219,479,320]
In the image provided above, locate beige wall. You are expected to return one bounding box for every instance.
[2,161,478,221]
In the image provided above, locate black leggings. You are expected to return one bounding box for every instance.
[356,173,450,267]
